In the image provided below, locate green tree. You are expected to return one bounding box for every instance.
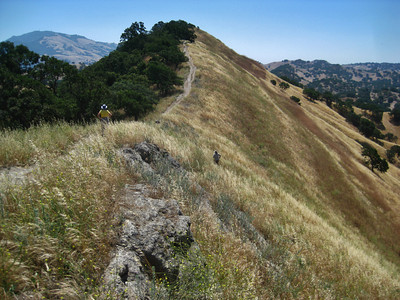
[391,107,400,123]
[118,22,148,52]
[111,79,157,120]
[322,91,338,108]
[280,75,303,88]
[33,55,76,95]
[303,87,320,101]
[361,142,389,173]
[384,133,398,143]
[290,96,301,104]
[0,41,39,74]
[279,81,290,90]
[371,110,383,123]
[386,145,400,164]
[347,111,361,127]
[359,118,376,138]
[120,21,147,42]
[0,69,57,128]
[146,60,182,95]
[0,42,59,128]
[161,20,197,42]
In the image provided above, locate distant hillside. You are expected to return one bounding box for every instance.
[266,59,400,110]
[7,31,117,64]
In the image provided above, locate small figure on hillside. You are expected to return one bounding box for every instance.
[97,104,112,136]
[213,150,221,165]
[98,104,112,123]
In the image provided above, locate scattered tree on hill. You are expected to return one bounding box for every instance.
[370,109,383,123]
[361,142,389,173]
[384,132,398,143]
[290,96,301,105]
[359,117,380,139]
[279,75,303,88]
[279,81,290,90]
[386,145,400,164]
[270,79,276,86]
[321,91,339,108]
[391,107,400,124]
[303,87,320,101]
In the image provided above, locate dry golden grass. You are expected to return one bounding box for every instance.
[382,112,400,141]
[1,29,400,298]
[155,29,400,298]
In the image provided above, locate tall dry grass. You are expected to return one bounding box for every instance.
[152,29,400,298]
[1,29,400,299]
[0,121,97,166]
[0,123,131,298]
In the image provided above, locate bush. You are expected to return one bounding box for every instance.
[280,75,303,88]
[384,133,398,142]
[290,96,301,105]
[279,82,290,90]
[387,145,400,163]
[270,79,277,86]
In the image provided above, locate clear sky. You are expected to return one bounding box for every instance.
[0,0,399,64]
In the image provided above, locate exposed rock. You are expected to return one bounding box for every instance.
[103,144,193,299]
[105,141,276,298]
[133,142,181,169]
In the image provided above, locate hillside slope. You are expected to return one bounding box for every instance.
[1,29,400,298]
[153,30,400,297]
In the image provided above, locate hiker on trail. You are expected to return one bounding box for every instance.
[97,104,112,136]
[98,104,112,123]
[213,150,221,165]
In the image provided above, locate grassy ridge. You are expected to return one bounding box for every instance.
[158,30,400,297]
[1,29,400,298]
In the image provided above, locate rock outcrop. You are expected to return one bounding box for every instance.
[103,143,193,299]
[103,141,275,298]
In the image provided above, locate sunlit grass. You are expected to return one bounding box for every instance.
[0,125,130,298]
[0,121,97,166]
[1,29,400,299]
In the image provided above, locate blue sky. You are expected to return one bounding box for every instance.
[0,0,399,64]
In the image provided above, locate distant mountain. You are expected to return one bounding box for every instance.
[6,31,117,65]
[265,59,400,109]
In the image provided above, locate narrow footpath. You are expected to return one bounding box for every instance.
[163,42,197,114]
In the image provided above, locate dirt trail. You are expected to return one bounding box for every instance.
[164,42,196,114]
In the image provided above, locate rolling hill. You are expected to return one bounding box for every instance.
[1,28,400,298]
[266,59,400,110]
[6,31,117,64]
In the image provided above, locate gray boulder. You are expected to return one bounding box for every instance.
[103,144,193,299]
[133,142,181,169]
